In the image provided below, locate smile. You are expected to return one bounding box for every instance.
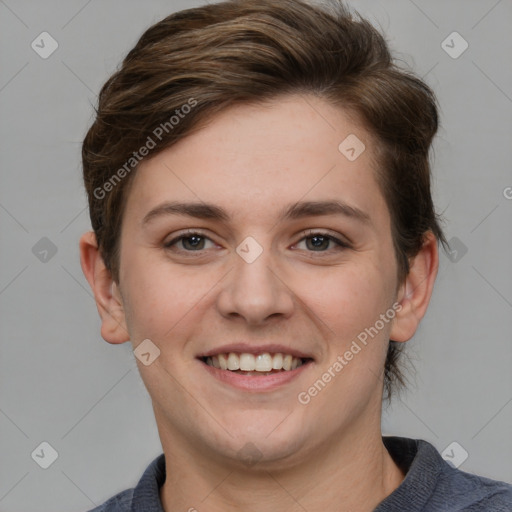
[202,352,309,375]
[197,344,315,391]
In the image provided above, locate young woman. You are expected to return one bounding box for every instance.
[79,1,512,510]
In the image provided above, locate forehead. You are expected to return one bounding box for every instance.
[124,94,387,227]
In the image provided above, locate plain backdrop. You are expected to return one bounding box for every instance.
[0,0,511,510]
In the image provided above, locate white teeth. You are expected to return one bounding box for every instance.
[218,353,228,370]
[272,353,283,369]
[240,353,256,371]
[205,352,306,372]
[255,353,273,372]
[227,352,240,370]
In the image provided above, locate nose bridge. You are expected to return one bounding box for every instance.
[216,235,294,324]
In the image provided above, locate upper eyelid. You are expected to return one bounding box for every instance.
[164,230,215,247]
[301,228,350,243]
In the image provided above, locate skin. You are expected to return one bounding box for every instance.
[80,94,438,511]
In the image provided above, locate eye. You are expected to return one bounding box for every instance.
[294,231,350,253]
[164,231,217,252]
[163,229,350,255]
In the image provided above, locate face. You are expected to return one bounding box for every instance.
[114,94,403,468]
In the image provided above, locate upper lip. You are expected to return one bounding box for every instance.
[197,343,315,361]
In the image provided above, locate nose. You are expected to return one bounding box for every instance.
[215,240,295,326]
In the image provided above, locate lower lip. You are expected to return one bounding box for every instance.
[199,360,312,391]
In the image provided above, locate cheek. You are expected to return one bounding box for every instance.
[120,250,214,341]
[309,260,396,343]
[301,264,396,416]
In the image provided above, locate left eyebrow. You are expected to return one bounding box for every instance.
[282,200,371,225]
[141,199,371,226]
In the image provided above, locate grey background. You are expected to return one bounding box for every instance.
[0,0,511,510]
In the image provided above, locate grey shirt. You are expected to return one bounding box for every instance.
[87,436,512,511]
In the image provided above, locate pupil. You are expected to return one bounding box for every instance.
[309,236,328,250]
[185,236,203,249]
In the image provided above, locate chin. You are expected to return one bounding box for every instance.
[206,412,313,469]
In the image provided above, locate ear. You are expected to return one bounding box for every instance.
[390,231,439,342]
[79,231,130,344]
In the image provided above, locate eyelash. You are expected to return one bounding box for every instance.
[163,229,350,255]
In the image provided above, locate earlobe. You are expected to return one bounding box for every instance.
[390,232,439,343]
[79,231,130,344]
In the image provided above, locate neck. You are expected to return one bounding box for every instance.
[157,412,404,512]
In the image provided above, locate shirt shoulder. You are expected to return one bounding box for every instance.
[86,488,134,512]
[428,466,512,512]
[376,437,512,512]
[84,453,166,512]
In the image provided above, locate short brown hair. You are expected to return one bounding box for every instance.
[82,0,447,399]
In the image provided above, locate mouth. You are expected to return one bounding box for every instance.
[200,352,314,376]
[197,349,314,391]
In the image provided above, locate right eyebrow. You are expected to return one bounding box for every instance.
[142,201,230,225]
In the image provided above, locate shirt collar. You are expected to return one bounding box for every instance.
[130,453,166,511]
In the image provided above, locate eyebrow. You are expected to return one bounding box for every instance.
[142,200,371,226]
